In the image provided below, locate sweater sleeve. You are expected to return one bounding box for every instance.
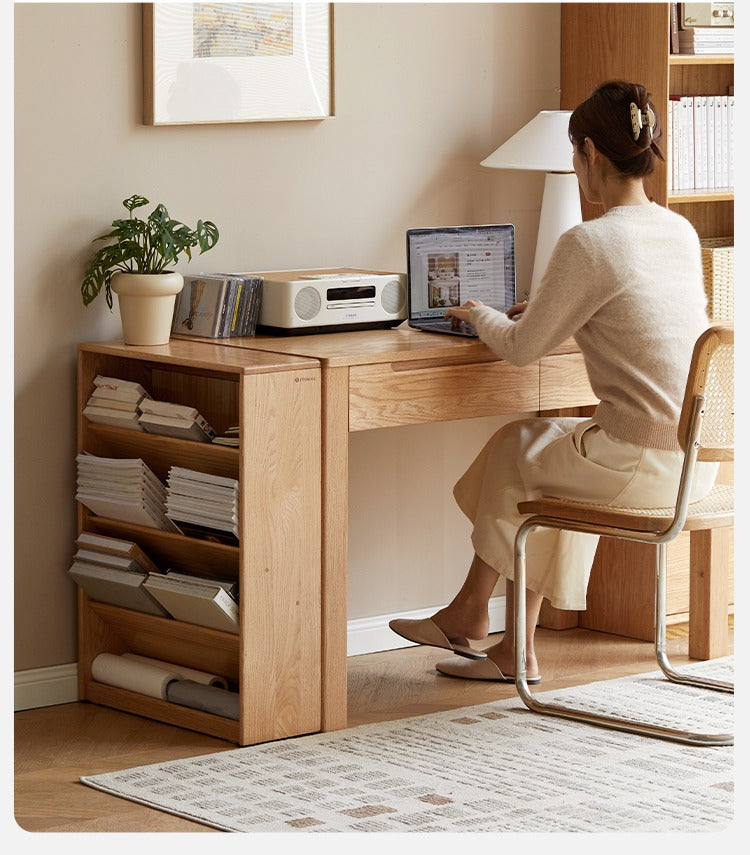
[469,227,605,366]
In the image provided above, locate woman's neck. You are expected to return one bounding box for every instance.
[599,178,650,213]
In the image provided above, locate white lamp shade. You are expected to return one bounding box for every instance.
[481,110,574,172]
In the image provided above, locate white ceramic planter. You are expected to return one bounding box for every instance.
[111,271,184,346]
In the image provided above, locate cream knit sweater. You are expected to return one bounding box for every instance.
[470,203,709,450]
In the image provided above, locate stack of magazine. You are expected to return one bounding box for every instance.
[76,453,180,532]
[83,375,150,431]
[165,467,239,545]
[68,532,169,617]
[171,273,263,339]
[138,399,216,443]
[143,571,239,633]
[678,26,734,55]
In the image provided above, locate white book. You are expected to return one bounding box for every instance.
[727,95,734,189]
[83,406,143,430]
[143,574,240,633]
[667,100,673,193]
[68,562,170,617]
[706,95,721,190]
[695,96,709,190]
[94,375,150,394]
[167,467,239,490]
[86,394,140,412]
[719,96,728,188]
[138,412,216,442]
[139,399,201,420]
[681,97,695,191]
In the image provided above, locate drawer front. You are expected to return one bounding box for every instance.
[348,359,538,431]
[539,353,598,411]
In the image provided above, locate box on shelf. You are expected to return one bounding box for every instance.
[700,237,734,321]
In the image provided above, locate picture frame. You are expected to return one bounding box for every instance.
[143,3,333,125]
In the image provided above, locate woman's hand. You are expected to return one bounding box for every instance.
[506,299,528,321]
[445,299,483,328]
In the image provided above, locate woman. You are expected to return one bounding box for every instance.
[390,81,717,683]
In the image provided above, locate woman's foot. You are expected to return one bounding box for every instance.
[483,637,540,681]
[430,603,490,644]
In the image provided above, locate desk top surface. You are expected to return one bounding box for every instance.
[198,326,580,368]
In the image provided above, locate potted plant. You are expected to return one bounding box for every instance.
[81,194,220,345]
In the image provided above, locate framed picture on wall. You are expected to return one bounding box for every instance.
[143,2,333,125]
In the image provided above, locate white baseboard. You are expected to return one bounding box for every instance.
[14,663,79,712]
[14,597,506,711]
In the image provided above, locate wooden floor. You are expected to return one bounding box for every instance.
[14,622,733,833]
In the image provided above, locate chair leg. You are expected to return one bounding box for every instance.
[654,541,733,693]
[512,517,733,746]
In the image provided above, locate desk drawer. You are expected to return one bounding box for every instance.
[539,353,598,411]
[348,359,538,431]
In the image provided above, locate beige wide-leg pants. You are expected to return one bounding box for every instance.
[453,417,718,611]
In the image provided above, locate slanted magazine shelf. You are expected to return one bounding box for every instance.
[77,340,322,745]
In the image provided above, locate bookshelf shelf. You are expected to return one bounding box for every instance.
[669,54,734,66]
[76,339,323,745]
[668,189,734,204]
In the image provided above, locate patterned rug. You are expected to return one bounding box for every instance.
[80,658,734,833]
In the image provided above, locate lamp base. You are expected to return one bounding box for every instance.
[529,172,581,298]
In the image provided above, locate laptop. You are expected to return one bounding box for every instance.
[406,224,516,337]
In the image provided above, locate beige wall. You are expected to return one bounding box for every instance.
[14,2,561,671]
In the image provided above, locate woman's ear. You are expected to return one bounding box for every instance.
[583,136,598,163]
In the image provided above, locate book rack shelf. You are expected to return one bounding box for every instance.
[76,340,323,745]
[561,2,734,240]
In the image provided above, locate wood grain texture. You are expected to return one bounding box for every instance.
[238,367,322,744]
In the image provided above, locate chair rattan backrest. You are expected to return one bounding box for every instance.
[677,326,734,461]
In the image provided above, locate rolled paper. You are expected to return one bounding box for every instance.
[122,652,229,690]
[91,653,181,700]
[166,679,240,720]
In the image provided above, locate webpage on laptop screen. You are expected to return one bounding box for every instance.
[409,226,515,320]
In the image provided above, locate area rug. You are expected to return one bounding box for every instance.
[80,658,734,833]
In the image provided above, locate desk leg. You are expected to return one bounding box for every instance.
[321,366,350,731]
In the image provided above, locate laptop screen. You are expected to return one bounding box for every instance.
[406,224,516,321]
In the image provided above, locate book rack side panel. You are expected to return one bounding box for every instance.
[238,367,322,746]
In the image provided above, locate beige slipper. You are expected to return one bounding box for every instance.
[435,655,542,684]
[388,617,487,660]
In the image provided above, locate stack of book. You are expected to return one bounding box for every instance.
[83,375,150,430]
[678,27,734,55]
[76,453,180,532]
[68,532,169,617]
[143,571,240,633]
[171,273,263,339]
[165,467,240,545]
[212,426,240,447]
[668,94,734,191]
[138,399,216,443]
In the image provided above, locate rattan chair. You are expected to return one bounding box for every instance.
[513,325,734,746]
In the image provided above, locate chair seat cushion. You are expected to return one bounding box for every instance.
[518,484,733,532]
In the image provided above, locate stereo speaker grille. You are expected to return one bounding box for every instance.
[381,279,406,315]
[294,286,322,321]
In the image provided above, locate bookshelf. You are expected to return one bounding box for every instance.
[561,2,733,240]
[559,3,734,640]
[76,340,322,745]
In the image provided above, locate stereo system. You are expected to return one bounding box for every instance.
[255,268,407,335]
[681,3,734,26]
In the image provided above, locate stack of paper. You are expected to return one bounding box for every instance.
[83,375,150,430]
[76,454,180,532]
[678,27,734,55]
[165,467,239,545]
[138,399,216,443]
[68,532,169,616]
[143,571,240,633]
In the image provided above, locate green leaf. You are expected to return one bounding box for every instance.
[196,220,220,253]
[123,194,149,213]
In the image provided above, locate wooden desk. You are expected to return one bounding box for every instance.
[219,327,598,730]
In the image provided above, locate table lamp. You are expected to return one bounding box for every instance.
[481,110,581,298]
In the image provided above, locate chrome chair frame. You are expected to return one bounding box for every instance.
[513,327,734,747]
